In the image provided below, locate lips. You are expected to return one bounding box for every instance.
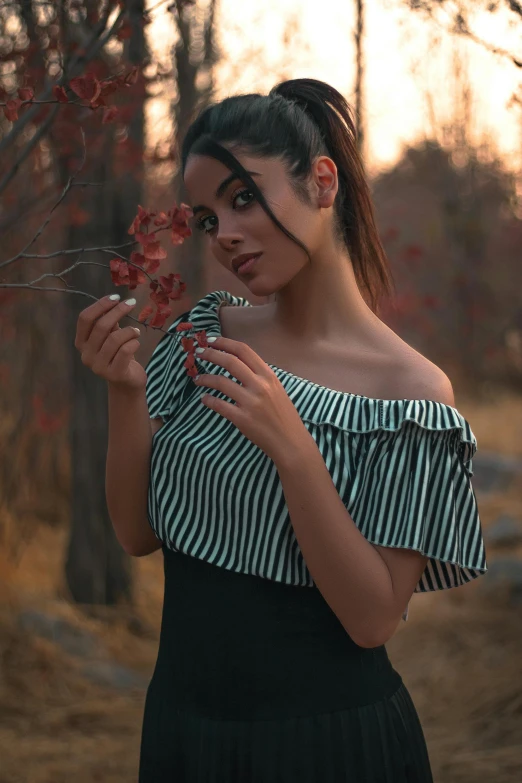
[232,252,262,273]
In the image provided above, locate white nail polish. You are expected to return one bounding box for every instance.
[124,298,136,306]
[109,294,120,301]
[195,347,205,354]
[207,336,218,343]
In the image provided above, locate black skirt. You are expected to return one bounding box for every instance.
[139,546,433,782]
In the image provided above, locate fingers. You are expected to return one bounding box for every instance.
[91,325,141,376]
[104,334,141,381]
[75,295,121,349]
[75,294,136,357]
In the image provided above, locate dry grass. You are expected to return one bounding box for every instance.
[457,388,522,458]
[0,390,521,782]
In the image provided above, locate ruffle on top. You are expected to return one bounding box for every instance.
[145,290,488,623]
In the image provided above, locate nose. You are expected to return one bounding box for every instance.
[217,235,242,253]
[216,223,242,253]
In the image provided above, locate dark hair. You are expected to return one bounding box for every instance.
[181,78,396,314]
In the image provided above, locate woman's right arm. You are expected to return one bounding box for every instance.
[106,384,164,557]
[75,294,165,558]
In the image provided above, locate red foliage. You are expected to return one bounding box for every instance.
[423,294,441,310]
[18,87,34,102]
[382,226,400,243]
[117,22,133,41]
[68,205,91,226]
[102,106,119,124]
[52,85,69,103]
[32,395,69,434]
[2,65,140,129]
[108,203,195,330]
[0,25,206,378]
[0,363,11,386]
[4,98,22,122]
[402,244,423,268]
[169,204,193,244]
[69,73,102,105]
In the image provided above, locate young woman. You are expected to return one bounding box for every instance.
[77,78,487,781]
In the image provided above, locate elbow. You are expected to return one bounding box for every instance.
[123,539,162,558]
[118,531,162,558]
[351,632,385,649]
[355,635,387,649]
[347,618,399,650]
[108,511,163,557]
[123,544,147,558]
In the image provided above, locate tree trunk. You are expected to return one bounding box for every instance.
[172,0,220,303]
[63,0,147,606]
[64,154,134,606]
[354,0,366,163]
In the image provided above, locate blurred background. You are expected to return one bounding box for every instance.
[0,1,521,781]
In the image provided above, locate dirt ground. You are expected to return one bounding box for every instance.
[1,391,521,783]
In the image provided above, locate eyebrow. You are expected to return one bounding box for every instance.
[191,171,261,216]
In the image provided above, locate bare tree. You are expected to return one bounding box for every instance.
[170,0,221,303]
[354,0,366,162]
[63,0,148,606]
[400,0,522,69]
[0,0,197,608]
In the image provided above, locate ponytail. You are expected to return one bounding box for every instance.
[270,79,395,313]
[181,78,396,315]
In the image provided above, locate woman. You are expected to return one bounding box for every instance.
[78,78,488,781]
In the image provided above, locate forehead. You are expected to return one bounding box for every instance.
[183,151,284,199]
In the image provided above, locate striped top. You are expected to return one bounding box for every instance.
[145,289,488,623]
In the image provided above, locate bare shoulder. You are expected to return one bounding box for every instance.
[387,345,455,407]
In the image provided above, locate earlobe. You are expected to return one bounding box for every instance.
[317,183,337,209]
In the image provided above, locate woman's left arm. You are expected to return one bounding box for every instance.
[192,335,454,648]
[274,435,429,648]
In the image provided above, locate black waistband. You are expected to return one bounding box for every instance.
[150,545,402,720]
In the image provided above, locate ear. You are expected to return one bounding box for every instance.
[312,156,338,209]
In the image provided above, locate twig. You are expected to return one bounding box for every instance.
[0,104,61,197]
[0,283,177,337]
[0,5,125,159]
[403,0,522,68]
[1,128,88,263]
[0,241,142,270]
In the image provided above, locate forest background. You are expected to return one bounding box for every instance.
[1,1,522,781]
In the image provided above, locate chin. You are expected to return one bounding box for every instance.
[241,278,277,299]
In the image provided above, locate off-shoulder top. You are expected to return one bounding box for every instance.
[145,289,488,623]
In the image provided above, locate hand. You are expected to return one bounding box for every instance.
[192,335,311,463]
[75,295,146,393]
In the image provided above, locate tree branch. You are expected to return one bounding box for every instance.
[403,0,522,68]
[0,4,125,159]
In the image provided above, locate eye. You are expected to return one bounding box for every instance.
[232,188,254,208]
[195,214,217,233]
[195,188,255,234]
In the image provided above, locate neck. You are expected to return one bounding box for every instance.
[259,249,383,350]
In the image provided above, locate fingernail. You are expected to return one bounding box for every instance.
[109,294,120,301]
[207,336,218,343]
[133,327,141,334]
[124,298,136,306]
